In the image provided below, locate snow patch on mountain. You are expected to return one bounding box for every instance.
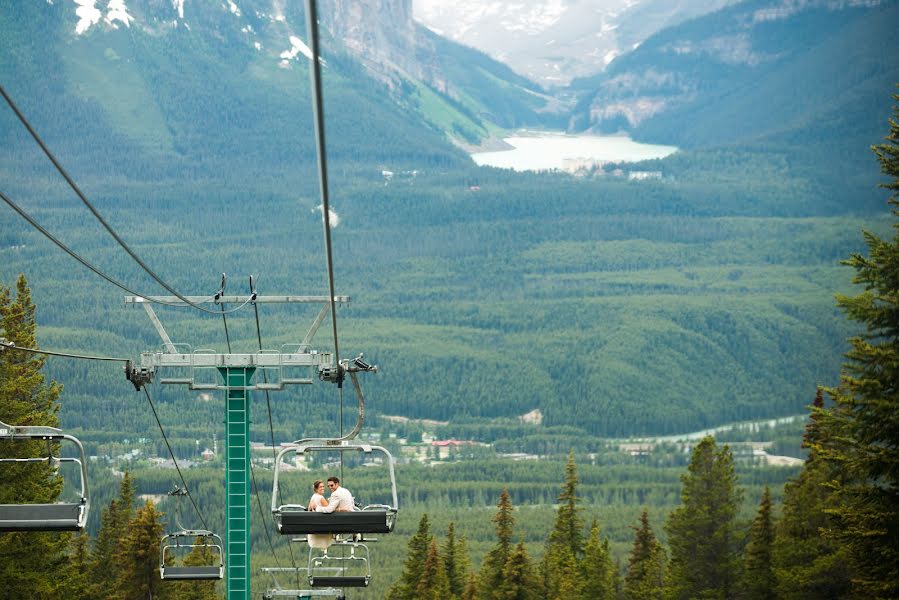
[74,0,101,34]
[73,0,133,34]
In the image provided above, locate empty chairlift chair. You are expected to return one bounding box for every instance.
[159,529,224,580]
[0,420,90,532]
[308,540,371,588]
[260,567,345,599]
[271,442,398,536]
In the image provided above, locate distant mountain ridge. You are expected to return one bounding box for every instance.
[568,0,899,152]
[0,0,547,179]
[413,0,740,87]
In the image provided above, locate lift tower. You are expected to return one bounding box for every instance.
[125,293,354,600]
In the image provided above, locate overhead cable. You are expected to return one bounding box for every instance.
[305,0,346,461]
[249,283,302,585]
[1,189,192,308]
[0,338,128,363]
[0,85,247,316]
[142,386,209,531]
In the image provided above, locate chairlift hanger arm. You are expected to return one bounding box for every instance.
[124,295,350,305]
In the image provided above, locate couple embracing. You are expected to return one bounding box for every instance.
[307,476,354,513]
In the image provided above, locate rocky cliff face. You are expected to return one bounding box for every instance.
[322,0,444,90]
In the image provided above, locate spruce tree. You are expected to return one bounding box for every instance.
[0,275,67,599]
[444,521,472,599]
[582,519,615,600]
[665,436,741,600]
[624,510,665,600]
[498,541,539,600]
[89,499,122,598]
[478,488,516,600]
[114,501,167,600]
[742,487,775,600]
[416,538,452,600]
[773,390,853,599]
[388,513,433,600]
[60,533,92,600]
[462,572,479,600]
[815,91,899,599]
[548,452,584,557]
[542,453,584,599]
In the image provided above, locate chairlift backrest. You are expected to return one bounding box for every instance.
[271,442,398,535]
[0,421,89,532]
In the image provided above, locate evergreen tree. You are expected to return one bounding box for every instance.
[665,436,741,600]
[498,541,539,600]
[815,91,899,599]
[624,509,665,600]
[542,453,584,599]
[444,521,472,599]
[773,390,853,599]
[582,519,615,600]
[388,513,434,600]
[114,501,167,600]
[60,533,92,600]
[89,499,122,598]
[462,572,479,600]
[0,275,67,599]
[741,487,775,600]
[478,488,516,600]
[548,452,584,557]
[416,538,452,600]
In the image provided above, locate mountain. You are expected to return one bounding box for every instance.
[0,0,892,443]
[413,0,740,87]
[568,0,899,153]
[0,0,548,186]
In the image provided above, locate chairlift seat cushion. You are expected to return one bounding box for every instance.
[309,576,369,587]
[0,503,84,531]
[161,566,223,580]
[279,509,392,534]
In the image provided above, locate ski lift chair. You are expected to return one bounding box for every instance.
[271,442,398,536]
[159,529,224,580]
[260,567,345,599]
[308,540,371,588]
[0,421,90,532]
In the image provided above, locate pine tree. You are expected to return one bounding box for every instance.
[582,519,615,600]
[388,513,433,600]
[814,91,899,599]
[498,541,539,600]
[542,453,585,599]
[462,572,479,600]
[89,499,122,598]
[773,390,853,599]
[665,436,741,600]
[59,533,92,600]
[444,521,472,599]
[0,275,67,599]
[742,487,775,600]
[114,501,167,600]
[416,539,452,600]
[548,452,584,557]
[624,509,665,600]
[478,488,516,600]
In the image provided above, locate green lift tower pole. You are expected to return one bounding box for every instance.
[125,294,348,600]
[220,366,254,599]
